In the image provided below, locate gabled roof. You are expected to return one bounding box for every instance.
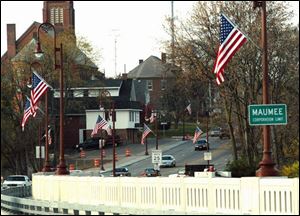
[127,56,177,79]
[2,21,97,69]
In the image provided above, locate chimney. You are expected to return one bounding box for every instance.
[7,24,16,59]
[122,73,127,80]
[139,59,143,64]
[161,52,166,63]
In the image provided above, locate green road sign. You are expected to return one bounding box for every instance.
[248,104,287,126]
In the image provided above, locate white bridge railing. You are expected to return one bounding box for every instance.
[32,174,299,215]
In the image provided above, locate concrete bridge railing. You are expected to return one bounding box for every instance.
[31,174,299,215]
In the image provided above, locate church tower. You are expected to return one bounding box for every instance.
[43,1,75,33]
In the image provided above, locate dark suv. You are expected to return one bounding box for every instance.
[111,167,131,177]
[76,135,122,151]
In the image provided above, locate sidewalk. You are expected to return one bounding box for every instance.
[83,137,189,175]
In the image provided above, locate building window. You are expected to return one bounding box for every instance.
[161,79,167,91]
[147,80,153,91]
[88,90,99,97]
[74,90,84,98]
[50,8,63,24]
[129,111,135,122]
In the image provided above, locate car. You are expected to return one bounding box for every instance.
[111,167,131,177]
[76,135,122,151]
[195,139,208,151]
[160,155,176,168]
[76,137,100,151]
[219,128,230,139]
[69,170,83,176]
[210,127,222,137]
[2,175,32,189]
[141,168,161,177]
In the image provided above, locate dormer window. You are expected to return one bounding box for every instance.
[50,8,63,24]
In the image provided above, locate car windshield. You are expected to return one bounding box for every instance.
[7,176,26,181]
[116,168,127,172]
[162,156,172,160]
[197,140,207,144]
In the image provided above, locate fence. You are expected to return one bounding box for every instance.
[31,174,299,215]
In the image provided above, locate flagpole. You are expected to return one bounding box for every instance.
[221,13,261,50]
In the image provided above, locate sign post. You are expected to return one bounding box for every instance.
[248,104,287,126]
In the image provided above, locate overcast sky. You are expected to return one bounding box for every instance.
[1,1,299,78]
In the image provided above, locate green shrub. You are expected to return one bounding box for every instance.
[280,161,299,178]
[225,157,259,177]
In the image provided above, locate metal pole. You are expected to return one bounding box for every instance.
[255,1,278,176]
[112,101,116,177]
[42,90,51,172]
[182,112,185,140]
[145,137,149,155]
[100,137,105,171]
[38,122,41,171]
[206,111,210,166]
[155,111,158,150]
[56,43,68,175]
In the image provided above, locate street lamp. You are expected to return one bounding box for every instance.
[35,22,68,175]
[153,109,159,150]
[253,1,278,176]
[100,90,116,176]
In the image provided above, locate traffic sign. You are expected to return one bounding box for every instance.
[204,152,212,161]
[152,150,162,164]
[248,104,287,126]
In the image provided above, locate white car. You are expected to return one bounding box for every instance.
[2,175,32,189]
[160,155,176,168]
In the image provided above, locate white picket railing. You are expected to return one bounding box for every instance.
[32,174,299,215]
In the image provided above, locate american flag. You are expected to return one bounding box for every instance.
[91,115,110,137]
[48,128,52,145]
[185,103,192,115]
[141,123,153,145]
[193,126,203,144]
[149,112,156,123]
[213,14,247,85]
[41,128,52,145]
[30,72,50,114]
[21,97,33,131]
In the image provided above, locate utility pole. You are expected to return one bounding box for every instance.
[111,29,120,78]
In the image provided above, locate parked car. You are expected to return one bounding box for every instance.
[160,155,176,168]
[210,127,222,137]
[219,128,230,139]
[111,167,131,177]
[69,170,83,176]
[195,139,208,151]
[2,175,32,189]
[141,168,161,177]
[76,135,122,151]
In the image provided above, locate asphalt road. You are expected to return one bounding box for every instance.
[87,135,233,177]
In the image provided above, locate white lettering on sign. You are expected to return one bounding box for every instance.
[252,108,283,116]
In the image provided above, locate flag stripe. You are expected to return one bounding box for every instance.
[30,72,49,114]
[212,14,247,85]
[193,126,203,144]
[91,115,110,137]
[21,97,33,131]
[141,123,153,144]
